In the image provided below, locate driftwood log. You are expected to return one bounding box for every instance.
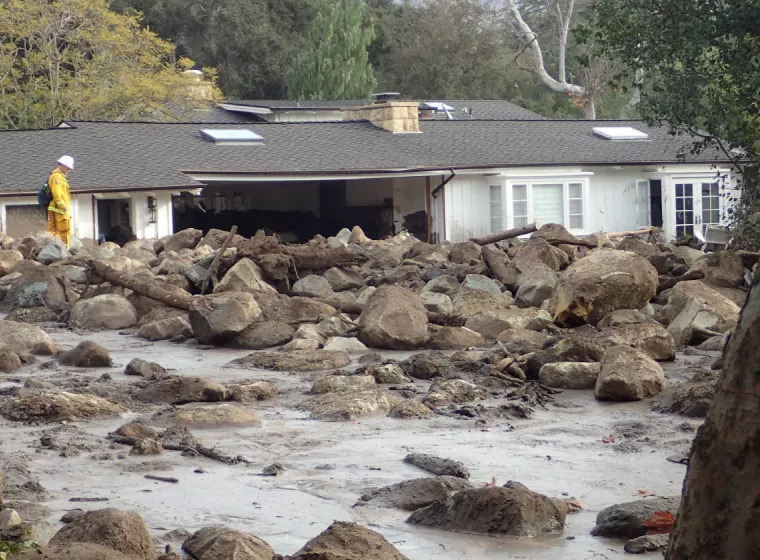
[110,435,251,465]
[606,226,657,239]
[201,225,238,295]
[657,270,705,294]
[84,259,194,310]
[471,223,538,246]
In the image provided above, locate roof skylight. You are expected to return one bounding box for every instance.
[200,129,263,144]
[592,126,649,141]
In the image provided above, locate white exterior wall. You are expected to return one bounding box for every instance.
[392,177,427,232]
[443,175,490,241]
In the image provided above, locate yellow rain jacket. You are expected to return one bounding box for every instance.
[47,168,72,246]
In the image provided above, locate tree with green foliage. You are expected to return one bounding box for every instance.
[0,0,217,129]
[286,0,377,100]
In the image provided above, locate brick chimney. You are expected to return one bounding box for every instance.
[344,101,420,133]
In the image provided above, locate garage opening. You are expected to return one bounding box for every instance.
[5,205,47,239]
[172,178,427,242]
[97,199,134,244]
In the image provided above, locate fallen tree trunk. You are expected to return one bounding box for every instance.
[238,234,362,274]
[481,244,516,286]
[665,271,760,559]
[545,238,598,249]
[312,297,465,326]
[606,226,656,239]
[84,259,194,310]
[471,223,537,246]
[657,270,705,294]
[201,225,238,295]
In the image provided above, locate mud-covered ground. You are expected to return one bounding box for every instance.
[0,325,711,559]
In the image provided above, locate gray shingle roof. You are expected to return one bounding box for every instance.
[0,119,729,195]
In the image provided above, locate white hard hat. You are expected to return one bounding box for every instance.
[57,155,74,170]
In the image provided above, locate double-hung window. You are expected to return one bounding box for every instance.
[504,179,587,232]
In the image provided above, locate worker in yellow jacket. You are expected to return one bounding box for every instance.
[47,155,74,247]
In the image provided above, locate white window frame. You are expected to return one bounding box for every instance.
[503,178,589,233]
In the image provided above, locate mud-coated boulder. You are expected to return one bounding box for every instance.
[190,292,261,345]
[595,345,665,401]
[311,374,376,394]
[261,296,336,324]
[229,350,350,372]
[449,241,482,264]
[163,228,202,254]
[36,239,70,265]
[59,341,113,367]
[591,496,681,538]
[0,320,58,355]
[664,281,740,346]
[323,267,364,292]
[420,291,453,314]
[230,381,279,402]
[124,358,167,379]
[359,286,428,350]
[616,237,660,258]
[452,290,513,318]
[303,389,400,421]
[288,521,408,560]
[465,308,551,339]
[292,275,335,298]
[137,316,193,341]
[406,485,566,537]
[422,274,460,296]
[322,337,368,353]
[183,526,274,560]
[172,404,261,428]
[197,229,245,250]
[688,251,745,288]
[230,321,295,349]
[0,249,23,277]
[214,258,276,296]
[0,350,22,373]
[597,309,657,330]
[401,352,454,380]
[514,263,558,308]
[17,231,55,258]
[497,328,552,354]
[1,392,126,422]
[651,370,718,418]
[12,543,132,559]
[425,379,487,405]
[461,274,501,296]
[137,376,228,404]
[539,362,601,390]
[1,266,68,311]
[50,508,155,560]
[527,339,604,379]
[356,477,474,511]
[592,323,676,361]
[70,295,138,330]
[429,327,486,350]
[551,249,658,327]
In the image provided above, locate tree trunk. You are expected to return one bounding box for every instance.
[471,223,538,246]
[656,270,705,294]
[201,225,238,295]
[665,272,760,559]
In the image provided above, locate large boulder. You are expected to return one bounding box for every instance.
[0,320,58,355]
[592,323,676,361]
[1,266,68,311]
[311,374,376,394]
[461,274,501,296]
[12,543,131,560]
[429,327,485,350]
[406,485,566,537]
[512,238,569,272]
[70,295,138,330]
[163,228,202,254]
[497,328,552,355]
[189,292,262,345]
[172,404,261,428]
[591,496,681,538]
[664,281,740,346]
[688,251,745,288]
[449,241,482,264]
[0,249,23,277]
[137,316,193,341]
[358,286,428,350]
[1,392,126,422]
[323,267,364,291]
[526,339,604,378]
[197,229,245,250]
[183,526,274,560]
[137,376,228,405]
[595,345,666,401]
[36,239,70,265]
[17,231,55,258]
[420,292,453,315]
[323,337,368,353]
[287,521,408,560]
[303,389,400,421]
[616,237,660,258]
[59,341,113,367]
[539,362,601,390]
[213,258,276,296]
[229,350,350,372]
[452,290,513,319]
[551,249,658,327]
[401,352,454,380]
[652,370,718,418]
[422,275,460,296]
[50,508,155,560]
[425,379,487,405]
[465,309,551,339]
[597,309,657,330]
[262,296,336,324]
[356,477,473,511]
[292,275,335,299]
[230,321,295,349]
[514,263,558,308]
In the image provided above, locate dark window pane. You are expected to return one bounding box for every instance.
[711,210,720,223]
[685,184,693,196]
[711,183,719,195]
[676,199,684,210]
[685,211,693,222]
[677,211,685,224]
[686,225,694,236]
[685,198,693,210]
[676,184,683,197]
[703,210,710,223]
[702,184,710,196]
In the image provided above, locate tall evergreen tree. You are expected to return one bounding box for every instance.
[286,0,377,100]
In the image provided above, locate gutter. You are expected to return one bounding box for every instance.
[431,169,456,198]
[0,184,199,198]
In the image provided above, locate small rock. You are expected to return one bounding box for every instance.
[230,381,279,402]
[624,533,670,554]
[260,463,285,476]
[539,362,601,390]
[322,337,368,353]
[592,496,680,538]
[369,364,411,384]
[130,439,164,455]
[311,374,376,394]
[58,341,113,367]
[0,508,22,529]
[292,275,335,298]
[124,358,167,379]
[461,274,501,296]
[404,453,469,479]
[115,422,158,440]
[388,400,433,419]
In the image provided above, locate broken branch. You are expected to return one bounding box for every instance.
[201,225,238,295]
[657,270,705,294]
[471,223,538,246]
[145,475,178,484]
[109,435,251,465]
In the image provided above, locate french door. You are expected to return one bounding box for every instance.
[674,181,721,239]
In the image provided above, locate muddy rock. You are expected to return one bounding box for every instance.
[310,374,376,394]
[357,476,474,511]
[512,238,570,271]
[403,453,469,479]
[592,323,676,361]
[292,275,335,299]
[368,364,411,384]
[197,229,245,250]
[173,404,261,427]
[124,358,167,379]
[303,389,399,421]
[50,508,155,559]
[114,422,158,440]
[527,339,604,378]
[163,229,202,254]
[551,249,658,327]
[449,241,482,264]
[514,263,558,308]
[420,291,453,314]
[388,399,433,419]
[1,266,68,312]
[617,237,660,258]
[37,239,70,265]
[665,281,739,329]
[230,381,279,402]
[459,274,500,296]
[688,251,745,288]
[182,526,274,560]
[0,249,23,276]
[425,379,487,405]
[407,485,566,537]
[285,521,408,560]
[69,295,138,330]
[59,341,113,367]
[539,362,601,390]
[597,309,657,330]
[429,327,485,350]
[358,285,428,350]
[263,296,336,324]
[18,231,55,258]
[652,370,718,417]
[137,376,228,405]
[401,352,453,380]
[13,543,132,560]
[130,439,164,455]
[497,328,551,354]
[189,292,262,345]
[231,321,295,349]
[1,392,127,422]
[0,350,22,373]
[213,258,277,296]
[137,316,193,341]
[624,533,670,554]
[647,253,670,275]
[595,346,665,402]
[282,338,321,351]
[464,309,550,340]
[5,307,59,324]
[323,267,364,292]
[230,350,350,372]
[452,290,512,318]
[592,496,680,538]
[422,274,460,296]
[323,337,368,353]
